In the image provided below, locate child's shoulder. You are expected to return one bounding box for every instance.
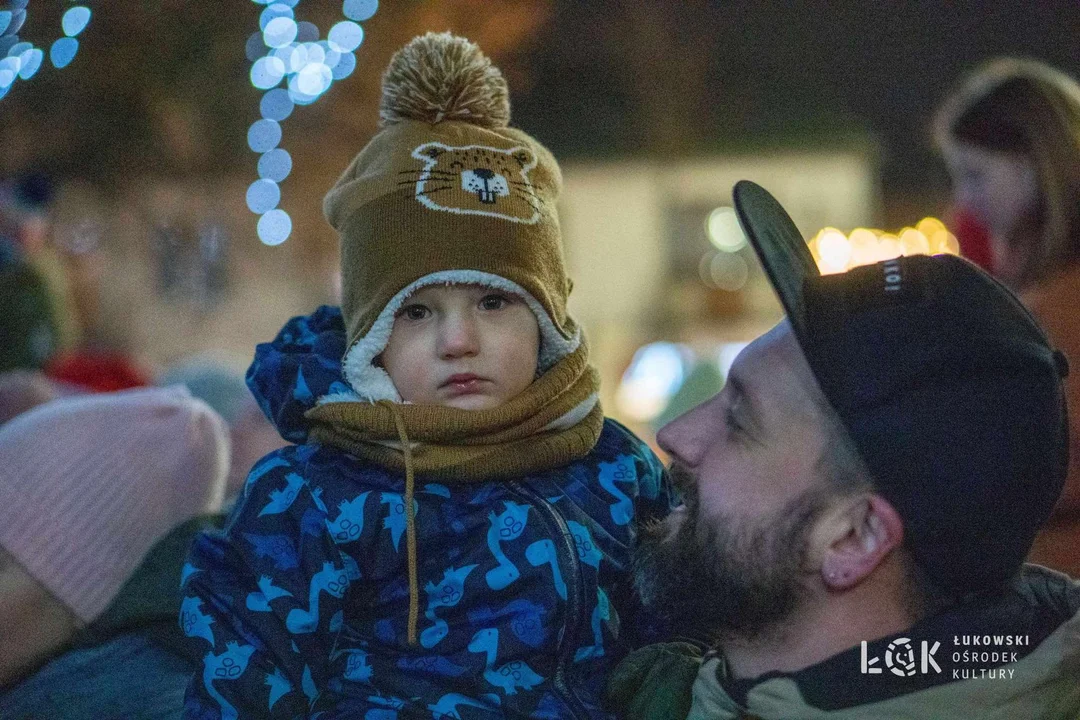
[239,442,396,496]
[596,416,656,456]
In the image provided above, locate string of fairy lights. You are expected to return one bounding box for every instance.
[246,0,377,245]
[0,2,91,101]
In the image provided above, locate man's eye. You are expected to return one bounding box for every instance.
[479,294,508,310]
[400,305,429,320]
[725,410,742,436]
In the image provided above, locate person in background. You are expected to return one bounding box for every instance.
[0,245,60,374]
[935,57,1080,576]
[0,173,81,351]
[159,354,287,500]
[0,369,59,426]
[0,386,229,720]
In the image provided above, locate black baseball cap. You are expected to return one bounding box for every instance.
[732,180,1070,594]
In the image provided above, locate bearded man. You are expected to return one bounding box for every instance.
[609,182,1080,720]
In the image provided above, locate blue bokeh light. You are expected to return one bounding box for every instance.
[247,119,282,153]
[62,6,91,37]
[250,56,286,89]
[327,21,363,53]
[8,41,32,58]
[245,0,376,243]
[17,47,42,79]
[286,44,308,73]
[258,148,293,182]
[247,179,282,214]
[0,12,11,36]
[287,73,319,106]
[7,10,25,35]
[245,31,266,62]
[343,0,378,22]
[263,17,297,48]
[260,88,294,121]
[296,21,319,43]
[0,57,21,77]
[296,62,332,96]
[258,210,292,246]
[50,37,78,69]
[330,51,356,80]
[259,3,294,31]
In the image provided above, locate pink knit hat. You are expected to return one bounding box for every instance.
[0,385,229,623]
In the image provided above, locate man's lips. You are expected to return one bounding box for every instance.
[440,374,489,394]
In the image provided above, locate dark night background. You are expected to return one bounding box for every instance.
[3,1,1079,223]
[513,1,1080,218]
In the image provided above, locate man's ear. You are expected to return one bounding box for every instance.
[811,494,904,592]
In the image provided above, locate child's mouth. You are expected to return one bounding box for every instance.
[442,374,488,394]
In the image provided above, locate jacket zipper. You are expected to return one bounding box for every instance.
[508,480,590,720]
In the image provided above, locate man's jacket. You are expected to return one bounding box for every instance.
[608,565,1080,719]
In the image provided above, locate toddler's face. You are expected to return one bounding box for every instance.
[380,284,540,410]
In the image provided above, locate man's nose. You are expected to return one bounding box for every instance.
[438,312,480,358]
[655,397,715,467]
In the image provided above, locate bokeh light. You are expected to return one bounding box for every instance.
[705,206,748,253]
[247,179,282,214]
[615,342,690,422]
[328,21,363,53]
[258,209,292,246]
[808,218,960,274]
[259,88,294,121]
[50,37,79,69]
[245,0,377,244]
[343,0,378,22]
[247,119,282,153]
[257,148,293,182]
[61,6,91,37]
[0,4,90,100]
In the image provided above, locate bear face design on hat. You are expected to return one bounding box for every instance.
[322,33,579,404]
[410,142,542,223]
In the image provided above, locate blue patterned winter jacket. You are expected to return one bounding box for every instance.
[180,306,675,720]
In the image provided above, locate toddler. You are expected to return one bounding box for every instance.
[181,33,675,720]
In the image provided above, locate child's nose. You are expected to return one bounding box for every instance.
[438,313,480,358]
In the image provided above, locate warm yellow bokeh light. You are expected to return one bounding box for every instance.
[808,217,958,274]
[817,228,853,274]
[899,228,930,256]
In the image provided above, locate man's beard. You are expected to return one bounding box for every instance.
[634,464,832,646]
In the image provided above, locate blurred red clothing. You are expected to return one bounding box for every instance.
[44,351,152,394]
[949,207,995,273]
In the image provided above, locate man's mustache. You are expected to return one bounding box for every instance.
[668,462,697,505]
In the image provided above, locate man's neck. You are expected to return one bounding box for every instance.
[720,584,919,680]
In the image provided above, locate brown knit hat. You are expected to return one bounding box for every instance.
[323,32,579,403]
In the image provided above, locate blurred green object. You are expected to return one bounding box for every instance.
[651,359,725,431]
[0,263,59,373]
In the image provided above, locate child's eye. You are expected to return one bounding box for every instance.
[399,304,430,321]
[479,294,510,311]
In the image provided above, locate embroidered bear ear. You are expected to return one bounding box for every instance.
[509,147,537,169]
[380,32,510,129]
[413,142,447,161]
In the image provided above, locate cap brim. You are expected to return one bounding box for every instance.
[732,180,819,333]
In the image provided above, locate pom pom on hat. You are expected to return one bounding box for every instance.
[379,31,510,128]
